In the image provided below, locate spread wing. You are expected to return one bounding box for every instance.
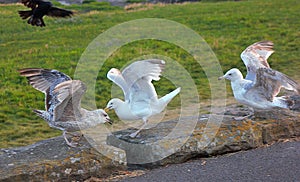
[18,68,71,110]
[20,0,38,9]
[51,80,86,121]
[47,7,73,17]
[249,68,300,101]
[241,41,274,81]
[121,59,165,102]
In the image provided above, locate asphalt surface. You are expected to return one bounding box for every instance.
[120,140,300,182]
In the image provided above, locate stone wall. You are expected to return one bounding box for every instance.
[1,106,299,181]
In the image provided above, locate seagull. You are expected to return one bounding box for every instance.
[18,0,73,27]
[219,41,300,110]
[105,59,181,138]
[19,68,112,147]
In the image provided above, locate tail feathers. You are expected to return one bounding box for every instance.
[160,87,181,104]
[273,97,294,109]
[28,17,45,27]
[290,95,300,111]
[33,109,51,121]
[18,10,32,19]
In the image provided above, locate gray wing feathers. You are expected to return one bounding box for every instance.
[18,68,71,110]
[249,41,274,62]
[252,68,300,101]
[18,68,71,94]
[241,41,274,80]
[52,80,86,121]
[19,68,87,122]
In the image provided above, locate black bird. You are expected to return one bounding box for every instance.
[18,0,73,27]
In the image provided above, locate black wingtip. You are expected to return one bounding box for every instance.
[289,95,300,111]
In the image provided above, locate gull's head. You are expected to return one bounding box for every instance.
[105,98,123,110]
[107,68,121,81]
[218,68,243,81]
[97,109,113,124]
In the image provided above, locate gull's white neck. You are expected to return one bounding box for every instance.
[113,99,139,120]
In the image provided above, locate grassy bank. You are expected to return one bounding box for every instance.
[0,0,299,148]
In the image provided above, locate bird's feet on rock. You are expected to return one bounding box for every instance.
[233,114,253,121]
[63,131,83,147]
[66,140,79,148]
[129,131,139,138]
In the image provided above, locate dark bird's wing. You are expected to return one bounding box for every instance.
[18,10,33,19]
[20,0,38,9]
[249,68,300,101]
[240,41,274,81]
[47,7,73,18]
[18,68,71,110]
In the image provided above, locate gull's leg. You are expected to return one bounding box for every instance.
[129,118,148,138]
[233,107,254,121]
[233,114,253,121]
[67,131,83,138]
[63,131,79,147]
[69,132,83,144]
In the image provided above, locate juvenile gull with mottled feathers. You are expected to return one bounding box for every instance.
[19,68,112,147]
[219,41,299,110]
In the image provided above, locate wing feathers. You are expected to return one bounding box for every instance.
[122,59,165,87]
[241,41,274,81]
[107,59,165,102]
[18,68,71,93]
[52,80,86,121]
[47,7,73,17]
[253,68,300,101]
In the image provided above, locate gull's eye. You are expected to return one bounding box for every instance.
[103,113,107,117]
[228,73,232,76]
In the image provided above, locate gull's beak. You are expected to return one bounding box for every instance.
[106,118,113,125]
[104,107,110,113]
[218,76,225,80]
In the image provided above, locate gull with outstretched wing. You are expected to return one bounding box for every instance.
[105,59,181,138]
[219,41,299,110]
[19,68,112,147]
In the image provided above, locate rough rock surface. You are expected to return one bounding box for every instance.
[0,137,126,181]
[1,105,300,181]
[107,107,300,167]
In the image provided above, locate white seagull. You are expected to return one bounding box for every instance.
[219,41,299,110]
[105,59,181,138]
[19,68,112,147]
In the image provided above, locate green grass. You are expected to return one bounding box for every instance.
[0,0,299,148]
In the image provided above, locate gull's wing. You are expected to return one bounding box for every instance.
[47,7,73,18]
[18,68,71,110]
[51,80,86,122]
[107,68,129,100]
[249,68,299,101]
[121,59,165,102]
[241,41,274,81]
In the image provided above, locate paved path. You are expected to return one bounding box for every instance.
[120,140,300,182]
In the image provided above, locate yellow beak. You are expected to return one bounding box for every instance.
[104,107,110,113]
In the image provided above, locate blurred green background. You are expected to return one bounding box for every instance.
[0,0,299,148]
